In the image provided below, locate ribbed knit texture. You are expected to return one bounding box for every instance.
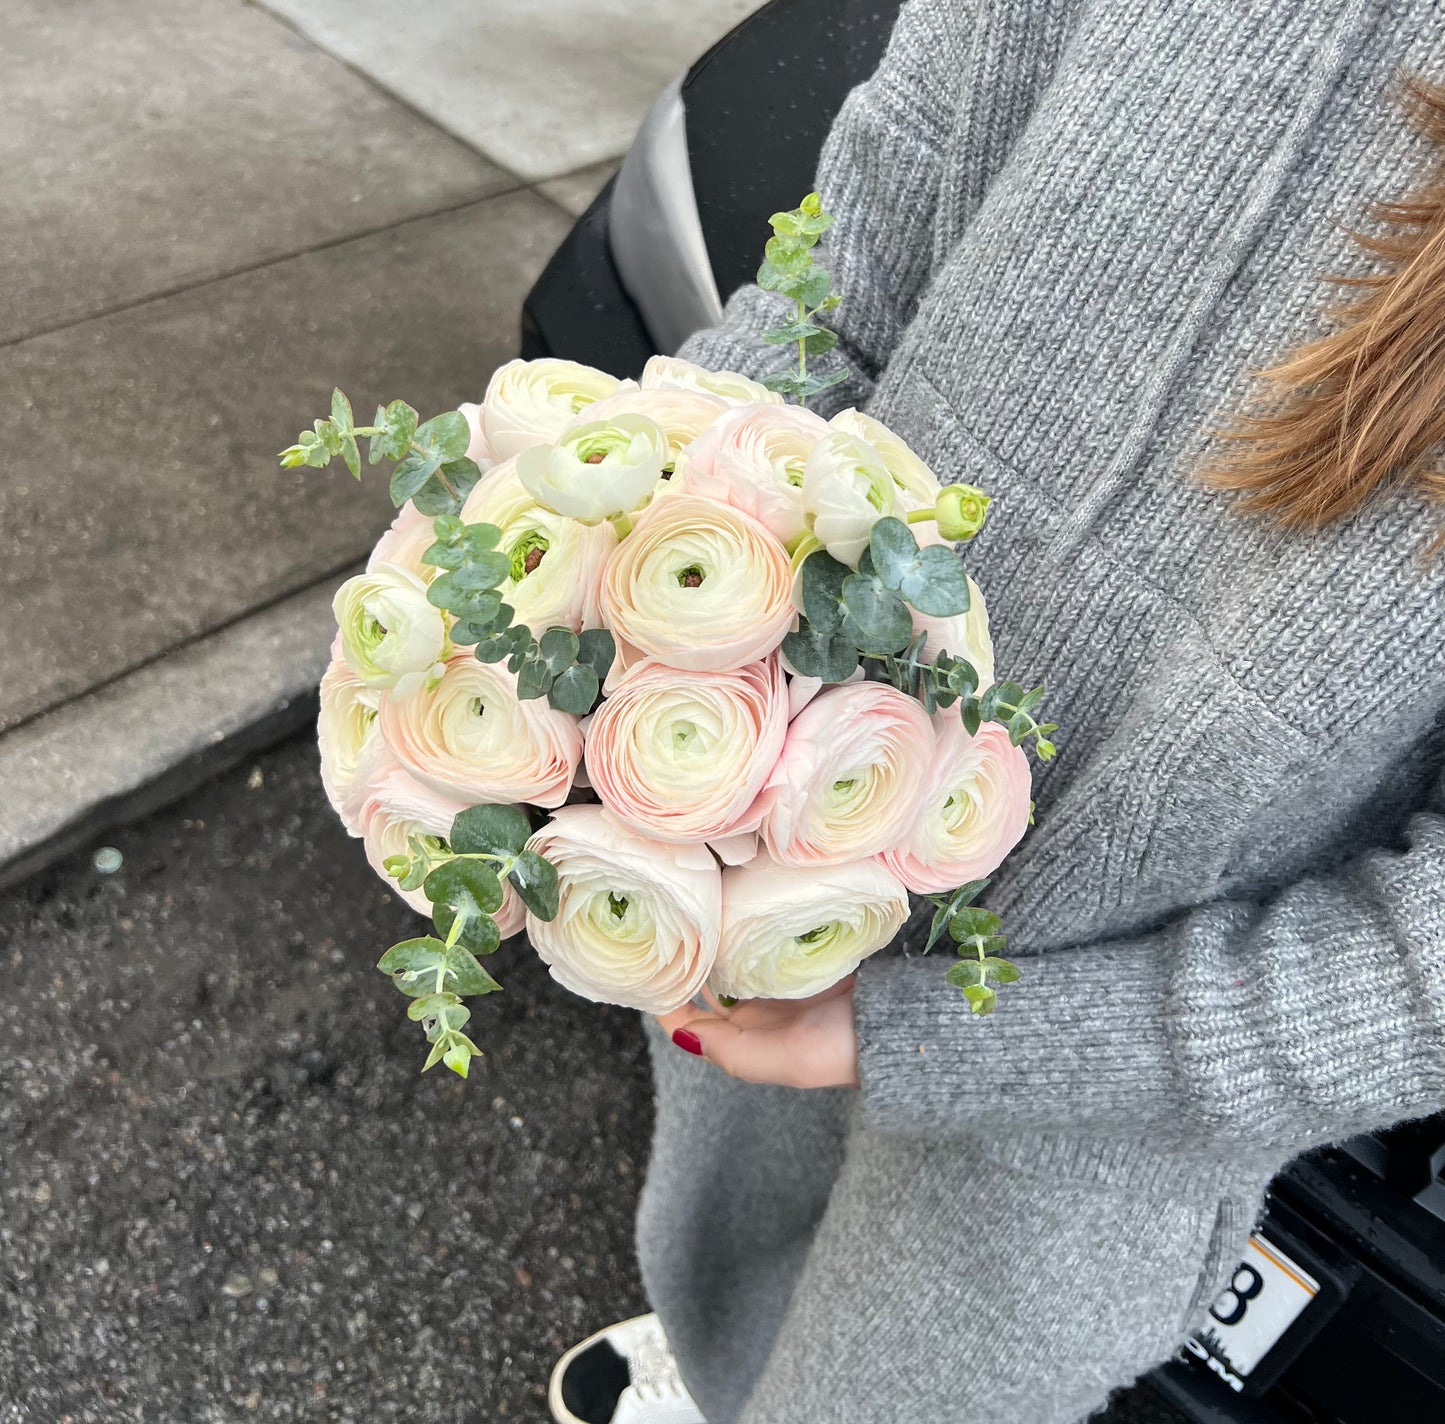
[639,2,1445,1421]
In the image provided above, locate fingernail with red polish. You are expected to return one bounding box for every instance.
[672,1028,703,1056]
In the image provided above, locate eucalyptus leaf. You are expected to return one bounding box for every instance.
[549,662,599,715]
[803,328,839,356]
[509,850,560,920]
[841,575,913,654]
[796,369,848,400]
[963,983,997,1015]
[432,904,502,959]
[515,658,552,701]
[947,960,985,989]
[390,449,442,506]
[369,399,418,464]
[450,803,532,857]
[782,625,860,683]
[798,551,849,633]
[329,388,354,433]
[423,857,504,917]
[415,410,471,462]
[538,627,580,673]
[576,627,616,683]
[949,908,1002,942]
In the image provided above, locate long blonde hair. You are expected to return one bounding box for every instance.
[1206,76,1445,539]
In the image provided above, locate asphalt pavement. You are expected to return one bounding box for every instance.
[0,729,1183,1424]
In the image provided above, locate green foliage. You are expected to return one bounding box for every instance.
[868,518,972,617]
[280,388,477,515]
[753,193,846,408]
[925,895,1022,1015]
[371,799,563,1080]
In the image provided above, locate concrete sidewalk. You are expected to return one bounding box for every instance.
[0,0,756,885]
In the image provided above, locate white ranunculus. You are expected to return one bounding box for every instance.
[641,355,784,408]
[516,413,669,523]
[911,576,995,689]
[801,430,896,565]
[829,408,942,511]
[477,358,632,462]
[460,457,617,633]
[524,806,722,1014]
[318,646,382,830]
[332,563,449,693]
[709,854,909,1001]
[580,387,727,477]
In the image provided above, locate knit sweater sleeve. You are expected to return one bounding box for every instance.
[673,0,962,414]
[854,755,1445,1151]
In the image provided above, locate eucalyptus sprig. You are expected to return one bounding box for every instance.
[783,518,1058,760]
[377,804,561,1077]
[756,192,848,407]
[280,391,483,516]
[917,879,1022,1015]
[281,390,616,717]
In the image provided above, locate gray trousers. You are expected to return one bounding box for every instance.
[636,1027,1259,1424]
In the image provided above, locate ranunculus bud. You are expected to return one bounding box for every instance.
[641,355,784,408]
[801,430,896,565]
[524,806,722,1014]
[709,854,908,1001]
[460,457,616,633]
[516,413,669,523]
[585,657,788,845]
[758,682,935,866]
[910,576,995,689]
[881,718,1032,894]
[829,408,941,512]
[934,483,992,541]
[332,564,449,694]
[673,402,830,544]
[377,654,582,809]
[598,494,794,673]
[476,357,632,462]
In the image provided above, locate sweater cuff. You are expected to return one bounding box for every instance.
[853,941,1180,1137]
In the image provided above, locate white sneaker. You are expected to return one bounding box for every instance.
[549,1313,705,1424]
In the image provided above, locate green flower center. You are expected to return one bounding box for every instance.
[608,892,629,920]
[509,531,550,582]
[676,564,705,588]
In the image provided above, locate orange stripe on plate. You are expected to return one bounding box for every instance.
[1247,1236,1318,1297]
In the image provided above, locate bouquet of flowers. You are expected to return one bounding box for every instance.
[282,193,1056,1078]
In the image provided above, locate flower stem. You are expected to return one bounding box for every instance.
[609,512,634,539]
[905,508,937,525]
[795,296,809,408]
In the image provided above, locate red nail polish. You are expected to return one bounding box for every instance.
[672,1028,703,1056]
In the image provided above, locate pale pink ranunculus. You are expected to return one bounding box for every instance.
[318,647,382,833]
[460,456,617,634]
[710,853,909,1001]
[477,357,633,462]
[354,760,525,933]
[910,575,995,689]
[585,656,788,846]
[524,805,722,1014]
[580,386,727,476]
[758,681,935,867]
[368,501,439,582]
[598,494,794,673]
[377,654,582,809]
[881,717,1032,894]
[672,402,830,544]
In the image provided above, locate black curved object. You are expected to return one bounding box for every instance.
[683,0,901,305]
[520,0,901,369]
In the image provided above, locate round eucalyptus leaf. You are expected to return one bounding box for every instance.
[450,804,532,856]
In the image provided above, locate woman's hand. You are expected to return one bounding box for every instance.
[655,977,860,1089]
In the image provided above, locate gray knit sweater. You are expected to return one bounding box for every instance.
[636,2,1445,1421]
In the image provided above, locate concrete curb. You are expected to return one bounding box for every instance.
[0,572,359,893]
